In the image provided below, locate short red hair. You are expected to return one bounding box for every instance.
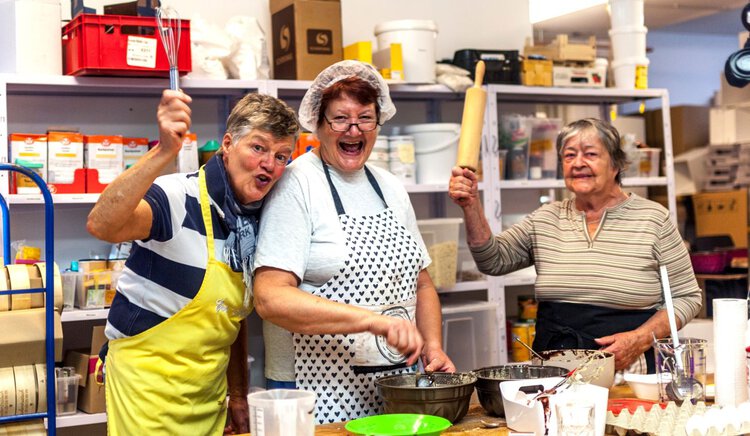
[317,77,380,128]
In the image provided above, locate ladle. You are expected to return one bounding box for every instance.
[415,359,435,388]
[659,265,703,403]
[514,336,546,362]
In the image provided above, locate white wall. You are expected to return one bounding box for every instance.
[62,0,532,69]
[647,30,738,107]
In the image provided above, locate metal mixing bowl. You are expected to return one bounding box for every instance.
[375,372,477,423]
[474,364,568,417]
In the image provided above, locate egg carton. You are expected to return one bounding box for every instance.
[606,401,750,436]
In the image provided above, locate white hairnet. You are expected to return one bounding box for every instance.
[298,60,396,132]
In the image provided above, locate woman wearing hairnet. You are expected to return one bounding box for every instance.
[253,60,455,423]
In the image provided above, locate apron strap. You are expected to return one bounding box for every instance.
[198,167,216,261]
[321,158,387,216]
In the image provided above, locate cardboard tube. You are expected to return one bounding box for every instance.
[456,60,487,172]
[35,262,63,313]
[6,265,31,311]
[13,365,36,415]
[0,268,10,312]
[34,363,46,413]
[0,366,16,417]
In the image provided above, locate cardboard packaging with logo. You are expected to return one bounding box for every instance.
[270,0,343,80]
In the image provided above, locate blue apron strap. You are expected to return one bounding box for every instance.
[321,158,387,216]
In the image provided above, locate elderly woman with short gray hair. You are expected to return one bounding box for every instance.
[449,117,702,375]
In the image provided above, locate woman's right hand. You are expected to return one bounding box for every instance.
[448,166,480,208]
[368,315,424,366]
[157,89,192,156]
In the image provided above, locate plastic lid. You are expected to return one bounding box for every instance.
[70,261,79,272]
[402,123,461,134]
[374,19,438,35]
[199,140,220,152]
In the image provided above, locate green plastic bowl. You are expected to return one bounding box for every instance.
[344,413,452,436]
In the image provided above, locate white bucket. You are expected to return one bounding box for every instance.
[367,136,390,171]
[611,56,649,89]
[403,123,461,184]
[608,0,644,29]
[609,25,647,61]
[374,19,438,84]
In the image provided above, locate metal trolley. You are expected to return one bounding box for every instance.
[0,164,57,434]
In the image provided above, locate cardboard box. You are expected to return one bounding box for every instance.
[47,131,84,186]
[644,105,709,157]
[692,189,748,248]
[373,43,404,81]
[0,308,63,367]
[122,137,149,170]
[178,133,199,173]
[270,0,343,80]
[709,107,750,145]
[10,133,47,194]
[64,325,107,414]
[84,135,124,184]
[552,65,605,88]
[344,41,372,64]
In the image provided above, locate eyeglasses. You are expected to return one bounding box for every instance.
[323,116,380,132]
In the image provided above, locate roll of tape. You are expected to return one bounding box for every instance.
[6,265,31,311]
[34,363,46,414]
[27,265,44,309]
[13,365,36,415]
[35,262,63,314]
[0,268,9,312]
[0,366,16,417]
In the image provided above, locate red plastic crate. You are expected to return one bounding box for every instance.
[62,14,191,77]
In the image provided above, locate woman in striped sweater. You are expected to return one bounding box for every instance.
[448,118,701,374]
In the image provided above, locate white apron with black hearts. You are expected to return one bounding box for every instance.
[294,161,423,424]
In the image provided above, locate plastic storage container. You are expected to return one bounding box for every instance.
[62,13,192,77]
[248,389,315,436]
[529,118,562,179]
[55,367,80,416]
[403,123,460,185]
[374,19,438,84]
[452,49,521,84]
[500,115,533,180]
[441,300,500,372]
[418,218,462,289]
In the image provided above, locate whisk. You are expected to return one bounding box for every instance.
[155,6,181,90]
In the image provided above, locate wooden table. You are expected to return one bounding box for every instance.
[310,384,634,435]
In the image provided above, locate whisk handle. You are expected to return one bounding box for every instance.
[169,66,179,91]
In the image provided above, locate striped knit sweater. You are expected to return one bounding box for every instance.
[470,193,702,326]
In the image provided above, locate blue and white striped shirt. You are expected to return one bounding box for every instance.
[105,157,247,340]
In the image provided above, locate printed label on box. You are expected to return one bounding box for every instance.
[48,132,84,184]
[10,133,48,194]
[178,133,199,173]
[126,36,157,68]
[122,137,149,169]
[307,29,333,54]
[84,135,124,184]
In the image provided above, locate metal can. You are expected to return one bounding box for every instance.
[510,321,531,362]
[518,295,538,321]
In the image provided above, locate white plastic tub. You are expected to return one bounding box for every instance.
[609,25,648,61]
[374,19,438,84]
[611,56,649,89]
[608,0,645,29]
[403,123,461,184]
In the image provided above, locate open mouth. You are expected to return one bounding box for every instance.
[256,174,272,186]
[338,140,364,155]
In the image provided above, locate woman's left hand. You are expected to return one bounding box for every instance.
[224,395,249,434]
[595,330,649,371]
[422,345,457,373]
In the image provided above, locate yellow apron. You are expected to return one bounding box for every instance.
[105,168,248,435]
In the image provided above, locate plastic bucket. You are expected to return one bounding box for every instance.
[367,135,390,171]
[611,56,649,89]
[374,19,438,84]
[608,0,644,29]
[609,25,647,60]
[403,123,460,184]
[248,389,315,436]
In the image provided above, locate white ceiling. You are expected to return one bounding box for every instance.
[533,0,747,43]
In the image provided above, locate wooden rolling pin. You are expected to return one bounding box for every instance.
[455,60,487,172]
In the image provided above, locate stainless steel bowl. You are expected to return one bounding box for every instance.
[474,364,568,417]
[375,372,477,423]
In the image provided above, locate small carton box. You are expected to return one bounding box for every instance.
[692,189,748,248]
[84,135,124,184]
[47,131,85,188]
[178,133,199,173]
[373,43,404,81]
[10,133,47,194]
[64,326,107,414]
[0,308,63,367]
[344,41,372,64]
[122,137,149,169]
[270,0,343,80]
